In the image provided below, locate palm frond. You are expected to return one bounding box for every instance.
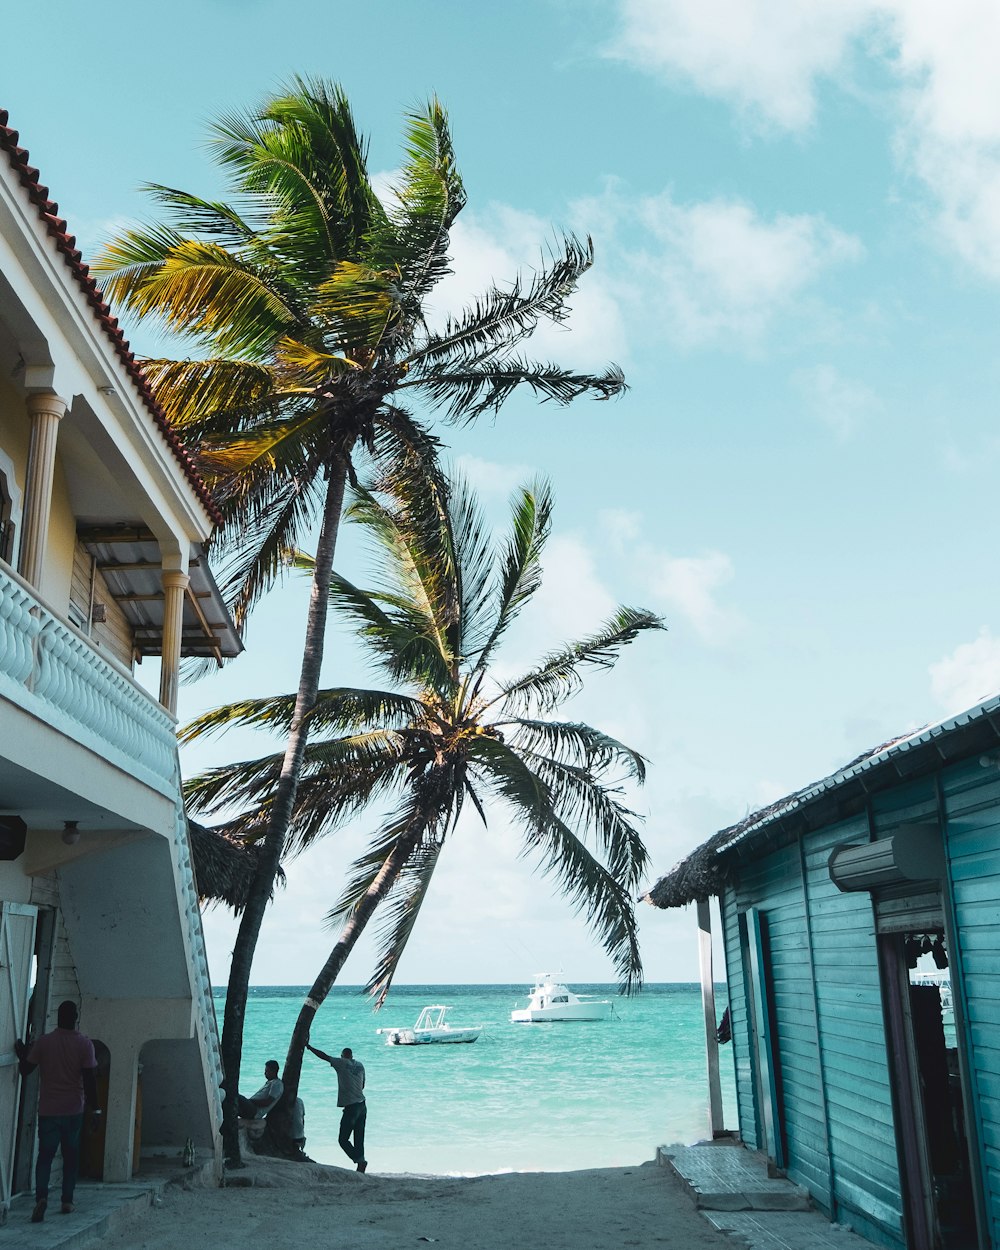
[513,747,649,889]
[467,735,643,990]
[183,750,283,815]
[183,730,405,827]
[326,571,454,694]
[101,236,297,357]
[282,737,410,852]
[524,809,643,991]
[93,222,196,303]
[361,444,463,654]
[180,688,425,743]
[410,234,596,367]
[365,838,444,1006]
[141,357,281,431]
[409,358,627,424]
[309,263,399,350]
[274,335,359,384]
[140,184,267,248]
[377,98,466,305]
[324,797,427,924]
[502,719,647,783]
[495,608,666,716]
[197,407,325,474]
[210,463,324,630]
[470,478,552,673]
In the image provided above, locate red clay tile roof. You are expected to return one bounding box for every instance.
[0,110,221,525]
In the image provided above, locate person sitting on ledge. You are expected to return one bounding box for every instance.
[237,1060,283,1119]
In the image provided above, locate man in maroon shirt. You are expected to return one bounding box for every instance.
[16,1000,99,1223]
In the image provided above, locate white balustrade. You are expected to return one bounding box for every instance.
[0,562,177,792]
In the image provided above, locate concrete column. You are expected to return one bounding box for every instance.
[103,1040,140,1183]
[18,393,67,588]
[159,568,190,714]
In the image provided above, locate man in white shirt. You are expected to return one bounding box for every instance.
[237,1060,283,1119]
[307,1043,366,1171]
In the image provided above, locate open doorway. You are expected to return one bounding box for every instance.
[881,929,978,1249]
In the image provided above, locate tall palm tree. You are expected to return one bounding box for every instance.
[183,457,664,1153]
[95,79,626,1160]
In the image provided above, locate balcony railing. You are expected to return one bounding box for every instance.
[0,561,178,794]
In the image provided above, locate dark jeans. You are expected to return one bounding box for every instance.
[36,1113,84,1203]
[338,1101,366,1165]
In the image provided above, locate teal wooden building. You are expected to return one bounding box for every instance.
[648,694,1000,1250]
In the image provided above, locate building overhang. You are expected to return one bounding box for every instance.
[77,525,242,663]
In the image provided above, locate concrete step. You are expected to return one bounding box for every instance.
[0,1157,217,1249]
[705,1210,878,1249]
[658,1143,811,1212]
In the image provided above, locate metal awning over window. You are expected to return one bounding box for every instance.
[77,526,243,664]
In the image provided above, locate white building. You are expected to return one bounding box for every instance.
[0,108,241,1209]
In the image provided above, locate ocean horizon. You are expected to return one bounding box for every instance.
[218,982,737,1175]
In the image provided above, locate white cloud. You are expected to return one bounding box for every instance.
[649,549,739,643]
[454,454,534,499]
[610,0,876,131]
[886,3,1000,278]
[601,508,643,545]
[638,194,862,346]
[599,509,741,644]
[532,533,619,639]
[929,628,1000,714]
[611,0,1000,281]
[792,364,880,439]
[942,435,1000,474]
[382,176,861,363]
[570,188,862,349]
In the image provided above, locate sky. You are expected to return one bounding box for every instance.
[7,1,1000,989]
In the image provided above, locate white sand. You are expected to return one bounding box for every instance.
[99,1157,730,1250]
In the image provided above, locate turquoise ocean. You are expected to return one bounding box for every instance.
[222,984,737,1176]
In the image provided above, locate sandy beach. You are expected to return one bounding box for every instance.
[99,1156,729,1250]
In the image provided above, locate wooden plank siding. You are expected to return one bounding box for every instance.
[942,759,1000,1247]
[737,843,832,1203]
[802,816,905,1248]
[721,882,758,1150]
[70,541,134,669]
[869,776,939,839]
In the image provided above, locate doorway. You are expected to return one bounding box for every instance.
[880,929,977,1249]
[740,908,785,1172]
[0,902,38,1213]
[12,908,55,1197]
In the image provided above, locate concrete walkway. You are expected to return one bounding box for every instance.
[658,1141,878,1250]
[0,1157,217,1250]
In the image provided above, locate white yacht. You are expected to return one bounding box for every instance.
[510,974,612,1023]
[377,1005,483,1045]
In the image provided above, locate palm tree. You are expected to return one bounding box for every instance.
[183,457,664,1153]
[95,79,626,1160]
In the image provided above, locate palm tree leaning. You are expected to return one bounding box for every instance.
[183,460,665,1154]
[94,79,626,1161]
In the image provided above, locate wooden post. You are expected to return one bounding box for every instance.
[697,897,725,1137]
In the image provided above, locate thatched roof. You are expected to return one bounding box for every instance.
[188,818,284,911]
[645,691,1000,911]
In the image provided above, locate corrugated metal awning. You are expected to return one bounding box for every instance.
[77,526,243,663]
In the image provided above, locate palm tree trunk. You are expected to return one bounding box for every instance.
[219,455,350,1165]
[258,825,422,1156]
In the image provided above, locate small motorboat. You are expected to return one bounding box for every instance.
[510,974,612,1023]
[377,1004,483,1046]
